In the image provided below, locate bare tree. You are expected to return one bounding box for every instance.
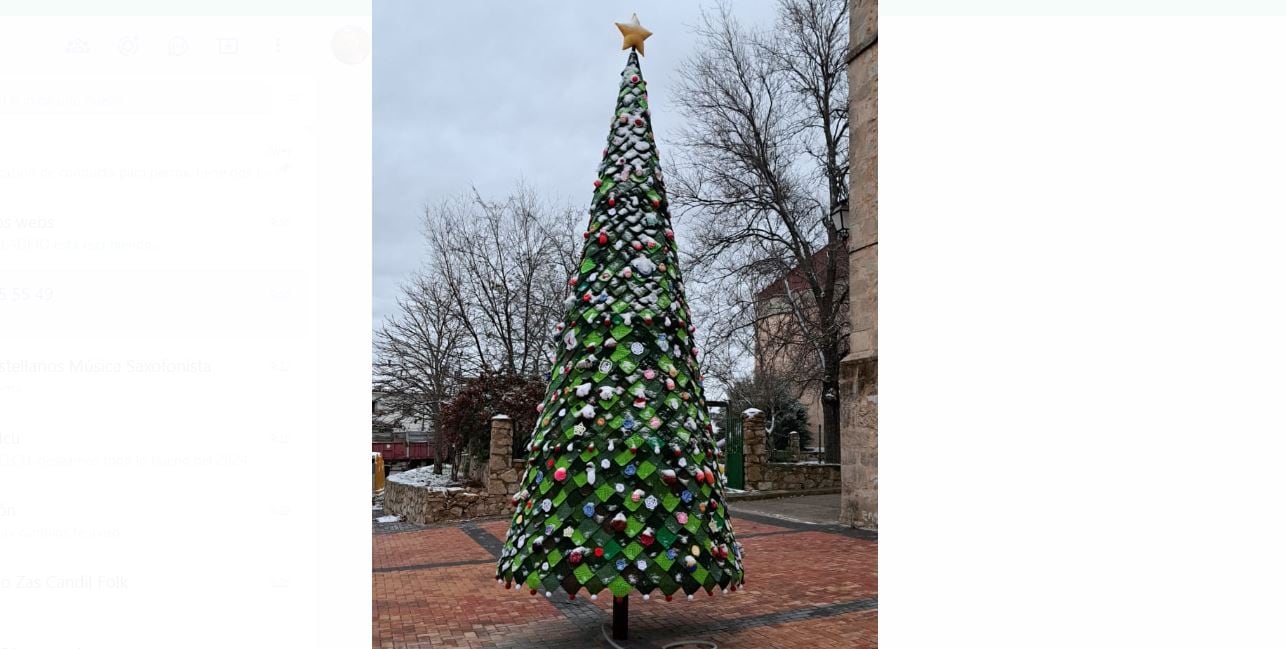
[672,0,849,462]
[373,274,466,474]
[424,182,579,377]
[374,182,579,474]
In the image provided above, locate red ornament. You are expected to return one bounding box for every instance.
[598,232,608,245]
[582,231,590,239]
[546,458,554,469]
[665,595,673,601]
[651,198,660,208]
[569,552,582,566]
[607,196,616,207]
[630,75,639,83]
[594,547,605,558]
[665,229,674,240]
[568,276,577,286]
[530,589,538,595]
[582,291,593,302]
[634,118,643,126]
[593,179,602,188]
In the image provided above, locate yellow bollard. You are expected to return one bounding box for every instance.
[373,452,385,493]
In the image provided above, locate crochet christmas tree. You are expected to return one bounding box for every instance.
[495,49,744,603]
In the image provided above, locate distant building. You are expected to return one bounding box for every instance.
[753,248,849,452]
[839,0,878,530]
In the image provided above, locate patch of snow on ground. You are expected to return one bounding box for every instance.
[375,515,401,523]
[387,464,461,490]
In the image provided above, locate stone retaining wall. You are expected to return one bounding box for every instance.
[382,414,520,524]
[742,410,840,492]
[758,462,841,492]
[383,479,512,524]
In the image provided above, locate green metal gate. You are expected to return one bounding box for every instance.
[722,409,744,490]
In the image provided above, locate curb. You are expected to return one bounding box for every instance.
[724,487,840,502]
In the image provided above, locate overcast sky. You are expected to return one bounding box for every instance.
[372,1,780,333]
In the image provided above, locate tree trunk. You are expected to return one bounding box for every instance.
[822,376,841,464]
[822,337,842,464]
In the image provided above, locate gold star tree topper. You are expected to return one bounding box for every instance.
[616,13,653,56]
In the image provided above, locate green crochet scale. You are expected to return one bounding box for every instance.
[495,51,744,600]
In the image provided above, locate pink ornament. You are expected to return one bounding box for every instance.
[553,467,567,482]
[677,512,688,525]
[643,368,656,380]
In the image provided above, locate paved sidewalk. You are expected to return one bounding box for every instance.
[372,494,877,648]
[730,493,842,526]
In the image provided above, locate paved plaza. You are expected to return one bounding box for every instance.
[373,494,877,648]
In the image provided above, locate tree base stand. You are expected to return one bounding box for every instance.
[613,595,628,640]
[599,596,718,649]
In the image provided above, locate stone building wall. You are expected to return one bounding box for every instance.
[839,0,878,529]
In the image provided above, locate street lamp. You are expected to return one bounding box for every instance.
[829,199,850,240]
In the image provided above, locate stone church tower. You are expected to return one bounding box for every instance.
[839,0,878,529]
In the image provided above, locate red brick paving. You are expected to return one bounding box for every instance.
[373,516,877,648]
[374,526,495,571]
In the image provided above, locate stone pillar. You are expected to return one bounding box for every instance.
[840,0,878,530]
[742,410,768,491]
[787,431,801,460]
[486,414,519,497]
